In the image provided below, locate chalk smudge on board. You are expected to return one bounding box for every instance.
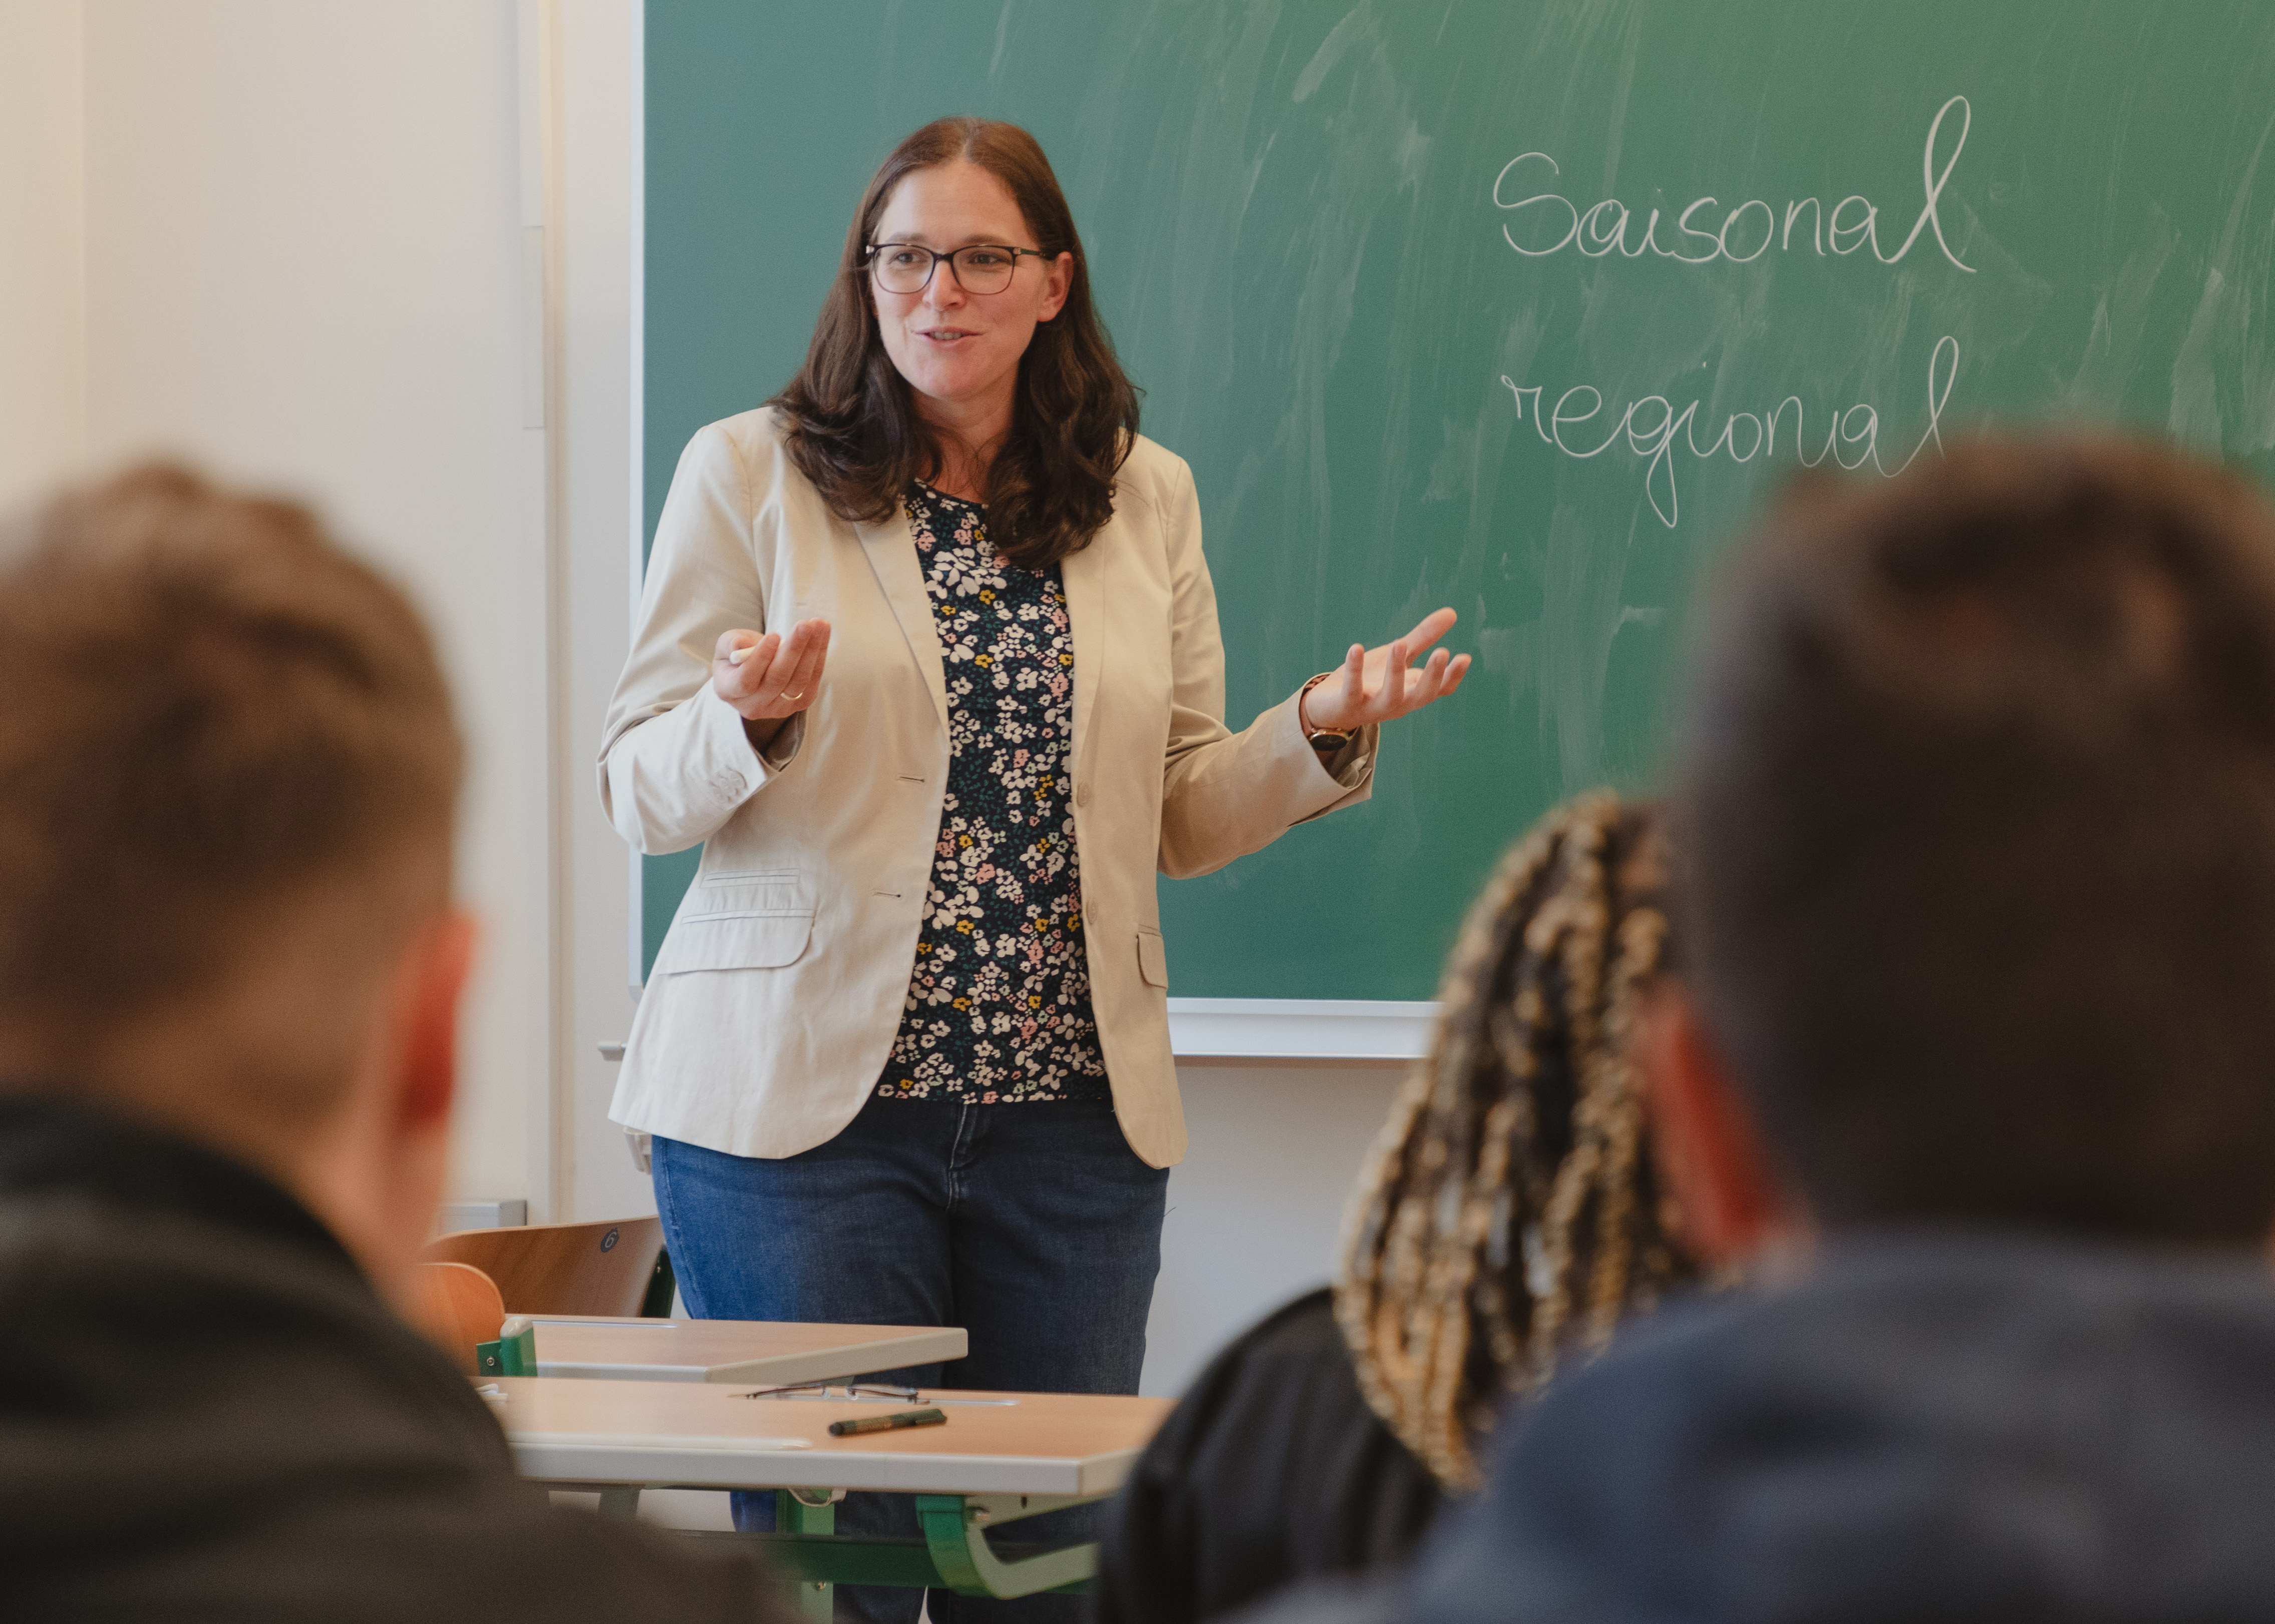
[2062,210,2177,414]
[2170,106,2275,455]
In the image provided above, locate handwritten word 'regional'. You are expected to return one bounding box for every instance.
[1493,97,1974,272]
[1499,335,1960,527]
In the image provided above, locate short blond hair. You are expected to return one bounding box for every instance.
[0,464,462,1119]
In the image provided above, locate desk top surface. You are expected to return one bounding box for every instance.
[526,1317,968,1384]
[491,1378,1173,1496]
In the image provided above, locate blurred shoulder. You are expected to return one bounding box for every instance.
[1221,1283,1350,1363]
[1150,1287,1373,1459]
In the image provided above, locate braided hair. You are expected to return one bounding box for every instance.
[1334,792,1692,1489]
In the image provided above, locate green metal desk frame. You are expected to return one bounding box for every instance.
[596,1485,1100,1620]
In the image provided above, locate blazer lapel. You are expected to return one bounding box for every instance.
[855,513,949,737]
[1060,534,1108,777]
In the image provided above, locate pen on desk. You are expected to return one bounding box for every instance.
[828,1406,947,1437]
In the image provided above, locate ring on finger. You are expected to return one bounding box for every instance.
[782,690,806,701]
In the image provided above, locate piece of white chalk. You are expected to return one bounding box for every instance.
[728,643,758,665]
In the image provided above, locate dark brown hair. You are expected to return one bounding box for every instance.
[0,464,462,1115]
[1337,793,1692,1488]
[1682,435,2275,1244]
[770,117,1141,569]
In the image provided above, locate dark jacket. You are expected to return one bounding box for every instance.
[0,1096,774,1622]
[1093,1288,1442,1624]
[1257,1231,2275,1623]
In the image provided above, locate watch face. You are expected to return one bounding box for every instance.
[1308,730,1353,750]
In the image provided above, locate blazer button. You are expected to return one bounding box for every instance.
[1076,783,1092,808]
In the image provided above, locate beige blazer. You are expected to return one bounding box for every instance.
[599,410,1376,1168]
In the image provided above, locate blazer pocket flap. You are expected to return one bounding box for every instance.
[1136,928,1169,990]
[659,910,814,974]
[693,869,808,915]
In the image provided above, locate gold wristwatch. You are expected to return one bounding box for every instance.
[1298,672,1356,753]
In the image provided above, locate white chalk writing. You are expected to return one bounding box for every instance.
[1499,336,1961,527]
[1493,97,1975,273]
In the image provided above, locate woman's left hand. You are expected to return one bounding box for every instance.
[1301,608,1472,731]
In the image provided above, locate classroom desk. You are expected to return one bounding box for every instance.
[520,1316,966,1385]
[487,1377,1171,1617]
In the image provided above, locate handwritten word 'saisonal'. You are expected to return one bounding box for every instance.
[1500,336,1961,527]
[1493,97,1974,272]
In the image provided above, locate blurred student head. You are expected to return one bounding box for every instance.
[0,464,472,1298]
[1653,435,2275,1263]
[1337,794,1690,1489]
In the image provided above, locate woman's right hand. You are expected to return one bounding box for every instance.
[713,619,832,721]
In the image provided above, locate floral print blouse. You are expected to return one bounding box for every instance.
[874,481,1111,1104]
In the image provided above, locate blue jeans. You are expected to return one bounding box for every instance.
[652,1096,1170,1623]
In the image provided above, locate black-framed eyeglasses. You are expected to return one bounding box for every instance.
[731,1381,1021,1408]
[734,1382,921,1402]
[864,241,1049,295]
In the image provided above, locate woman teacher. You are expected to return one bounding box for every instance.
[598,117,1466,1616]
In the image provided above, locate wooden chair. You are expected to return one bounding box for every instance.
[408,1261,507,1374]
[424,1215,671,1317]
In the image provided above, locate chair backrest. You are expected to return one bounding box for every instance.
[424,1214,667,1316]
[407,1261,506,1374]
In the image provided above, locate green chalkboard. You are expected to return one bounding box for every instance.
[643,0,2275,995]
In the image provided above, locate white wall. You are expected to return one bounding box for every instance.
[0,1,86,507]
[1144,1065,1400,1394]
[1,0,1407,1401]
[73,0,553,1209]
